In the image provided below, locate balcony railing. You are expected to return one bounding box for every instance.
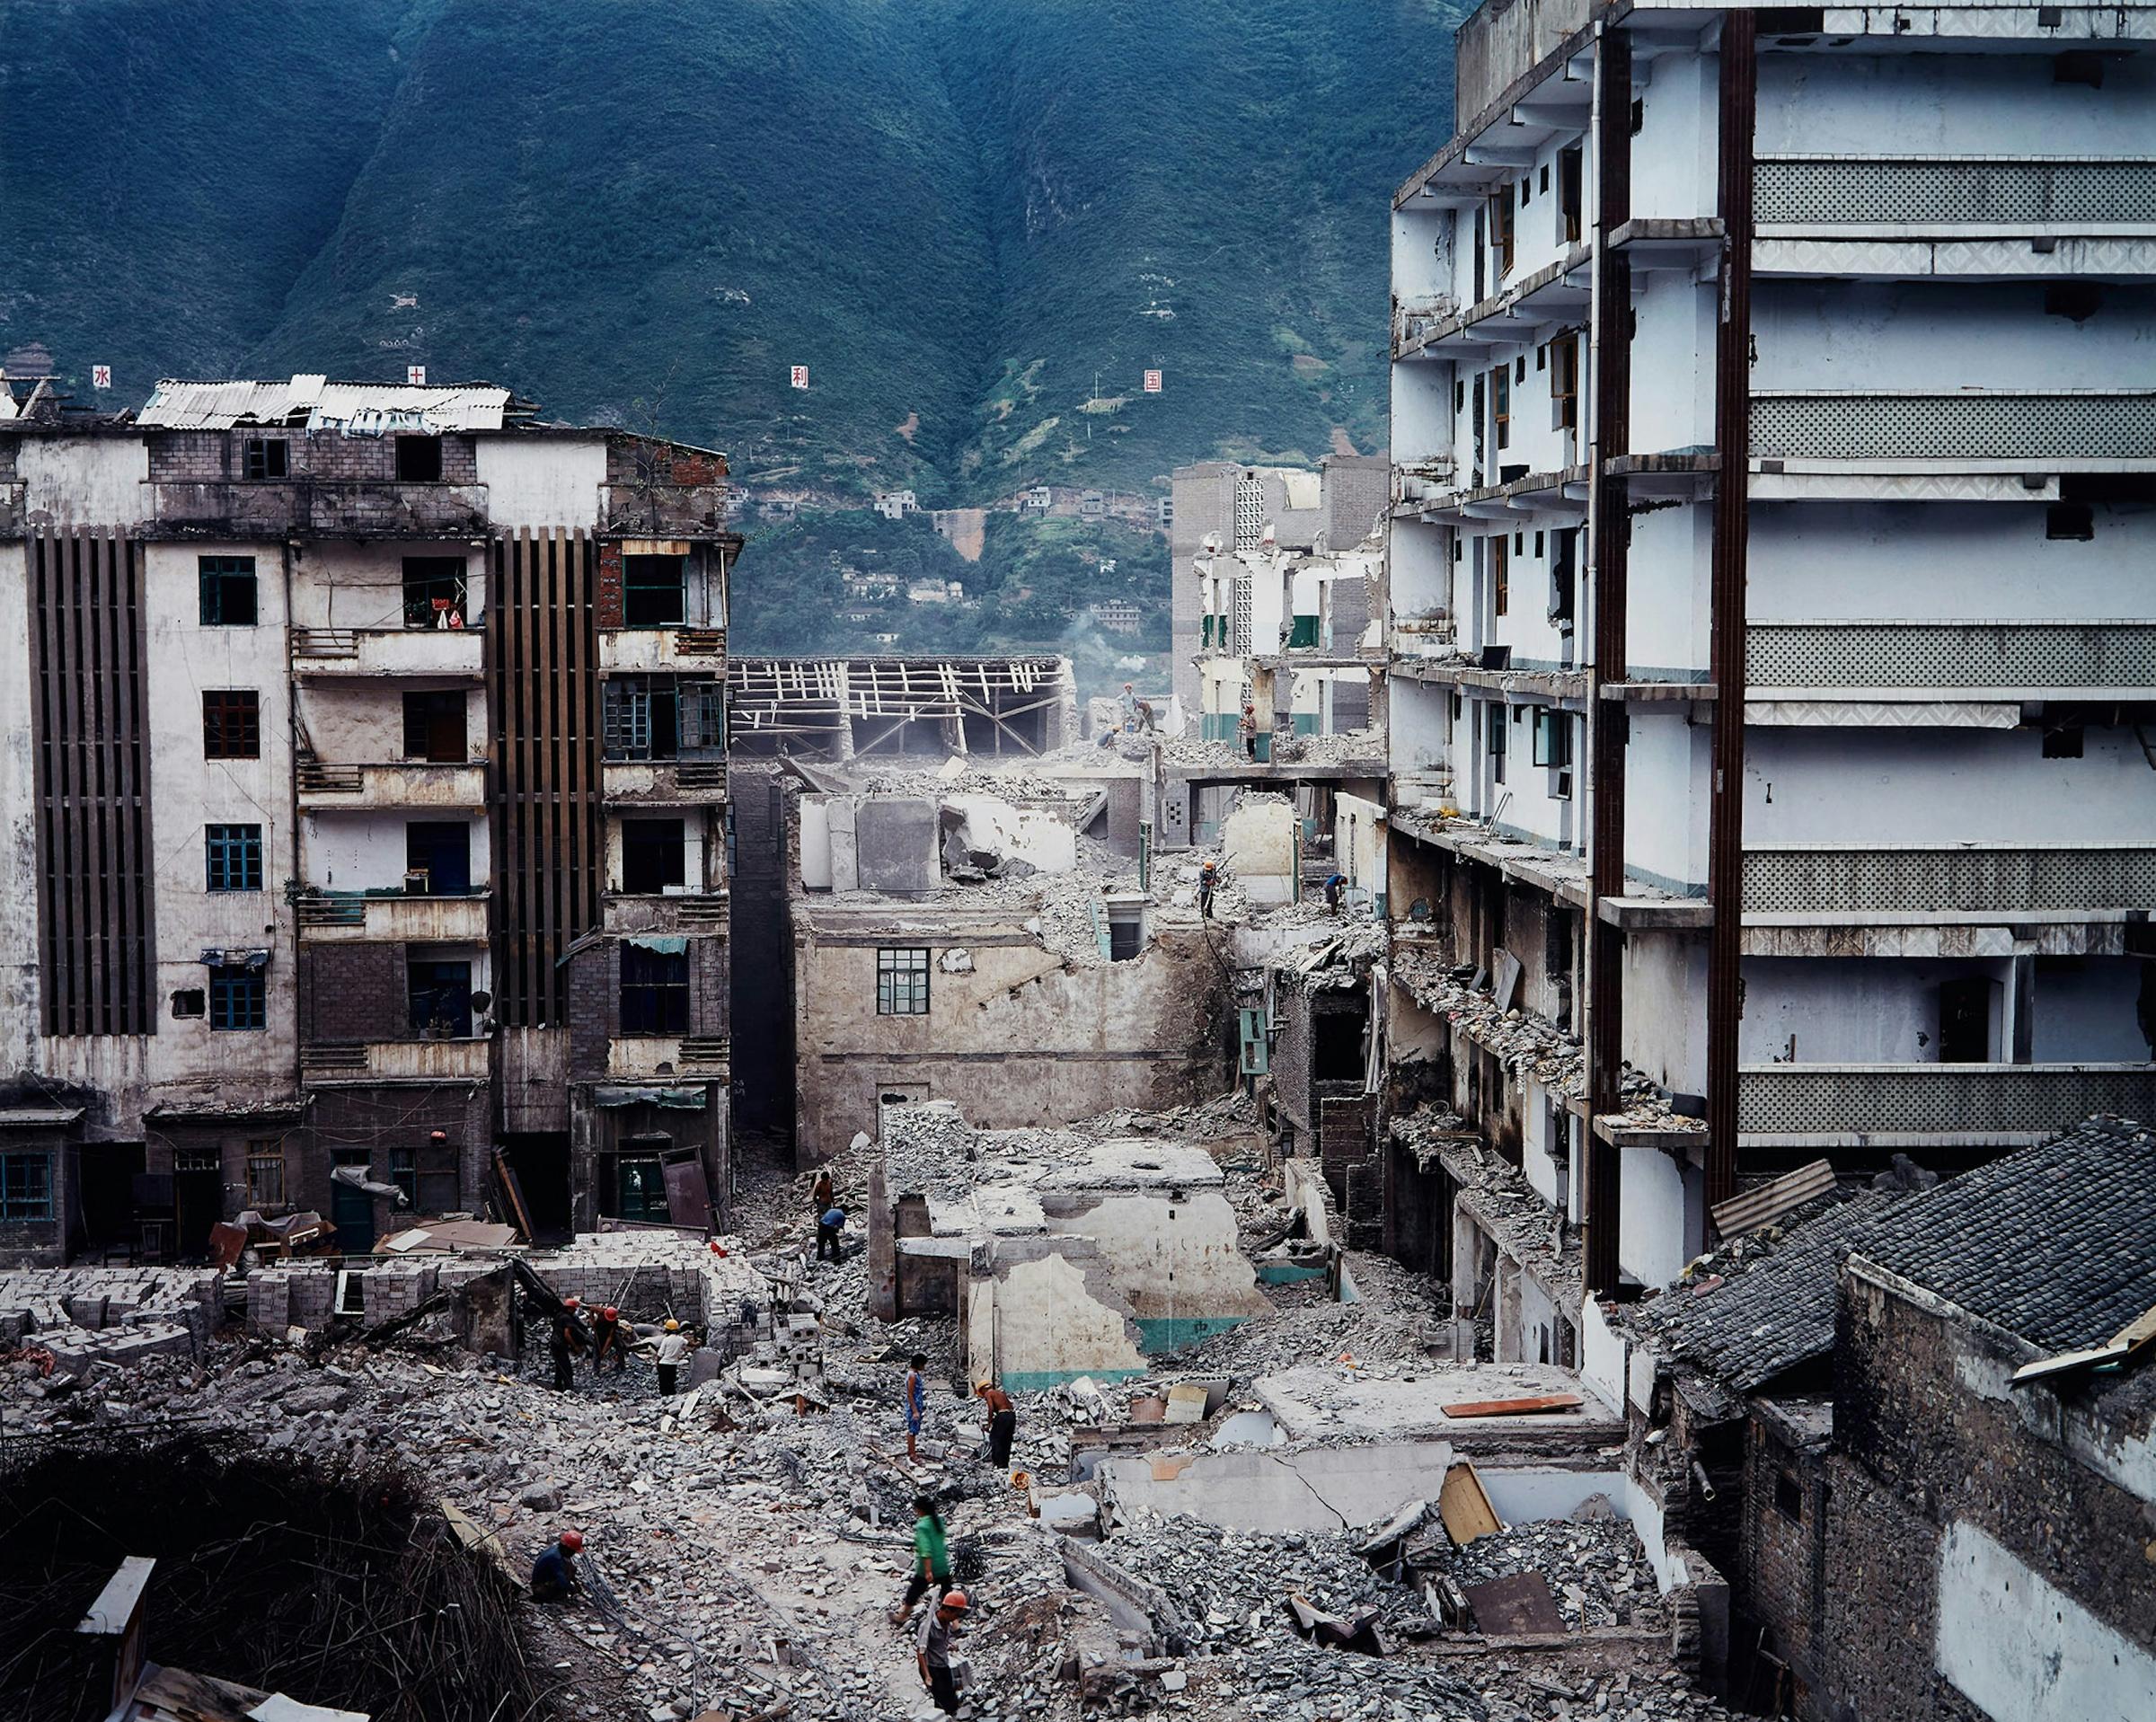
[1739,1062,2156,1139]
[1749,622,2156,689]
[301,1038,492,1082]
[1751,391,2156,463]
[296,889,490,941]
[601,759,728,803]
[597,628,726,672]
[292,625,486,676]
[298,761,488,808]
[147,480,490,537]
[1743,846,2156,916]
[1755,156,2156,227]
[603,892,729,935]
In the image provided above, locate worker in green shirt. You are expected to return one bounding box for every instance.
[889,1494,951,1625]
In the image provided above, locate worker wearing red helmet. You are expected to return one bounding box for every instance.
[531,1529,583,1602]
[915,1587,968,1714]
[591,1303,627,1376]
[548,1298,588,1392]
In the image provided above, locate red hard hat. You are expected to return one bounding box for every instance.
[558,1530,584,1553]
[941,1590,968,1612]
[601,1306,618,1320]
[563,1297,580,1310]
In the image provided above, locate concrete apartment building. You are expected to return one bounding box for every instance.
[1383,0,2156,1314]
[0,374,738,1264]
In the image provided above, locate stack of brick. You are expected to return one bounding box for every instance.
[244,1265,338,1335]
[359,1260,440,1326]
[0,1266,224,1373]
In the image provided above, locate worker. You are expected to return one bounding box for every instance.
[530,1529,582,1602]
[915,1589,968,1715]
[1238,702,1258,760]
[903,1352,929,1462]
[549,1299,587,1392]
[1134,696,1156,734]
[889,1493,952,1625]
[817,1202,846,1264]
[810,1167,835,1222]
[655,1318,689,1396]
[1323,871,1346,914]
[1197,859,1218,921]
[590,1304,627,1375]
[977,1380,1017,1470]
[1119,681,1139,733]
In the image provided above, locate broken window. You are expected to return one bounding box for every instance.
[624,554,688,627]
[406,958,473,1037]
[1533,707,1572,769]
[198,556,258,626]
[402,556,467,628]
[1491,536,1510,617]
[606,677,680,761]
[202,689,261,759]
[209,968,267,1031]
[1106,903,1144,962]
[1491,189,1515,276]
[2046,502,2094,541]
[620,945,691,1035]
[1558,146,1583,243]
[1774,1470,1804,1523]
[620,818,687,894]
[395,436,444,481]
[1488,705,1507,785]
[245,1141,286,1206]
[1313,1008,1366,1082]
[877,947,931,1016]
[1491,365,1511,450]
[2041,724,2084,759]
[243,437,289,480]
[1551,336,1580,430]
[204,825,263,893]
[391,1143,460,1214]
[404,821,473,895]
[402,690,466,762]
[171,988,206,1019]
[0,1151,55,1222]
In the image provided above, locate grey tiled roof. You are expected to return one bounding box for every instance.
[1629,1191,1898,1392]
[1850,1116,2156,1354]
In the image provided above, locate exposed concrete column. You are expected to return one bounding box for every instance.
[1450,1202,1479,1320]
[865,1140,897,1320]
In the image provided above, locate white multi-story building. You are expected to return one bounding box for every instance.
[1384,0,2156,1326]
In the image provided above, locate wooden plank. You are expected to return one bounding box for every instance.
[1462,1570,1567,1637]
[1438,1459,1504,1546]
[1440,1392,1585,1419]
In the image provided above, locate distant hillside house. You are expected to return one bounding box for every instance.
[1090,599,1143,634]
[872,489,920,521]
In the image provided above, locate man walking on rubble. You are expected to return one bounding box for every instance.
[530,1529,582,1602]
[1197,859,1219,921]
[903,1352,930,1462]
[977,1379,1017,1470]
[549,1299,588,1391]
[590,1304,628,1375]
[817,1201,846,1263]
[915,1589,969,1715]
[655,1318,689,1396]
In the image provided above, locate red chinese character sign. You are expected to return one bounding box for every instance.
[791,366,809,390]
[407,366,427,385]
[1143,369,1162,393]
[91,365,111,390]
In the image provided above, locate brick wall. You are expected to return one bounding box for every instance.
[689,932,729,1036]
[301,1082,491,1221]
[1736,1417,1828,1699]
[567,942,618,1081]
[1320,1094,1380,1248]
[146,429,479,483]
[596,541,624,627]
[300,943,407,1043]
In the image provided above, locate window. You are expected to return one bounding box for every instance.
[1519,173,1532,207]
[1558,146,1583,243]
[402,556,467,628]
[0,1152,55,1222]
[202,690,261,759]
[171,988,206,1019]
[1533,707,1573,769]
[205,824,263,892]
[2041,724,2084,759]
[210,969,268,1031]
[621,818,687,895]
[2046,501,2093,541]
[1515,355,1526,384]
[243,437,288,480]
[199,556,258,626]
[620,945,691,1035]
[1539,163,1551,195]
[607,677,681,761]
[1488,705,1507,784]
[877,947,931,1015]
[1491,365,1511,450]
[391,1143,460,1214]
[624,554,687,627]
[404,821,473,895]
[406,958,473,1037]
[395,436,444,481]
[402,691,466,762]
[245,1140,286,1206]
[1491,536,1509,616]
[1106,904,1144,962]
[1551,336,1580,430]
[1492,189,1515,275]
[1773,1470,1804,1523]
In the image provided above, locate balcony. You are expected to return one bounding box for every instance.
[598,484,732,537]
[293,625,486,677]
[1748,622,2156,693]
[603,893,729,935]
[1738,1061,2156,1146]
[1751,391,2156,466]
[146,480,490,538]
[301,1038,492,1083]
[297,761,488,810]
[1755,156,2156,231]
[602,759,728,805]
[296,889,490,942]
[598,628,726,672]
[1743,846,2156,918]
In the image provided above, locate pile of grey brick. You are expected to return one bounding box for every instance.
[0,1267,223,1374]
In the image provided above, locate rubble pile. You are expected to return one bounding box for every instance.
[1428,1515,1669,1634]
[1,1263,222,1374]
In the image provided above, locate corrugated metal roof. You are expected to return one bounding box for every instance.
[1711,1157,1837,1239]
[138,375,512,432]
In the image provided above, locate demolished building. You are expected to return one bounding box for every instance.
[0,374,738,1266]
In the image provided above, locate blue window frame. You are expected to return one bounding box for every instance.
[0,1151,54,1221]
[199,556,258,626]
[205,824,263,892]
[209,970,267,1031]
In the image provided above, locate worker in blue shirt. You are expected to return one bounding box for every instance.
[530,1529,582,1602]
[817,1203,845,1263]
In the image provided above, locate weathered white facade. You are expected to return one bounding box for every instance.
[1385,2,2156,1307]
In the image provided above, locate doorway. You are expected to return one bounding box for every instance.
[173,1150,224,1263]
[331,1150,376,1253]
[496,1134,571,1241]
[614,1144,669,1223]
[73,1142,145,1259]
[1939,976,2000,1064]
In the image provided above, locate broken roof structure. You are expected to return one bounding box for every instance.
[137,374,523,433]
